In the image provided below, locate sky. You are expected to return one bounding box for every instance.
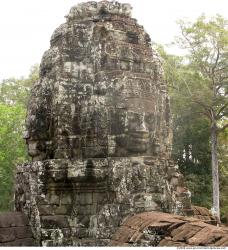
[0,0,227,81]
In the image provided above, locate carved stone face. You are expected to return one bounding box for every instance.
[25,3,168,160]
[111,89,157,156]
[125,111,150,153]
[74,77,158,158]
[126,112,151,153]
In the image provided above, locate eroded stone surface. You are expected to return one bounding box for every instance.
[0,212,35,246]
[110,211,228,247]
[15,0,192,246]
[192,205,217,225]
[24,0,171,161]
[15,157,191,246]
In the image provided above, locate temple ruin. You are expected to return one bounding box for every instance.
[2,0,225,247]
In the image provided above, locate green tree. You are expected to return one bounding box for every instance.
[0,64,39,107]
[174,15,228,221]
[157,15,228,221]
[0,65,38,211]
[0,104,26,211]
[156,44,213,209]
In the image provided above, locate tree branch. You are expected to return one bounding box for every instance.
[192,99,213,121]
[211,46,220,75]
[216,103,228,119]
[218,123,228,132]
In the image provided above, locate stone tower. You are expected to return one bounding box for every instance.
[15,1,191,246]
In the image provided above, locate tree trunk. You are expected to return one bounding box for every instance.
[211,121,220,222]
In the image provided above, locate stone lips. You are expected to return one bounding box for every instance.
[15,0,192,246]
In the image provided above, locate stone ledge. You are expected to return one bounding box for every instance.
[0,212,35,246]
[0,226,33,243]
[41,215,69,229]
[0,238,35,246]
[0,212,29,228]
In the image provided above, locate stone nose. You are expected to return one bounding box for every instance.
[135,113,149,133]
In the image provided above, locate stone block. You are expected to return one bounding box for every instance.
[47,194,60,205]
[0,238,35,246]
[49,170,67,181]
[77,228,90,238]
[54,205,71,215]
[41,215,69,229]
[0,212,29,228]
[92,193,106,203]
[0,228,15,243]
[134,201,145,208]
[36,194,49,205]
[80,193,93,205]
[38,205,55,215]
[68,167,86,179]
[83,204,97,215]
[119,204,131,213]
[14,226,33,239]
[78,239,99,246]
[61,194,72,205]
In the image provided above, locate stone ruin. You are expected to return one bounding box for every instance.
[110,211,228,247]
[0,212,34,246]
[14,0,195,246]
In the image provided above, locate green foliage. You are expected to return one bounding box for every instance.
[158,14,228,221]
[0,65,38,211]
[175,15,228,123]
[174,15,228,220]
[0,104,27,211]
[0,64,39,108]
[186,173,212,208]
[171,80,213,211]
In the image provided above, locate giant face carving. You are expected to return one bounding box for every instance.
[77,75,159,158]
[25,11,168,160]
[108,77,158,157]
[115,101,155,154]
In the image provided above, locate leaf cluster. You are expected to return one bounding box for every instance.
[0,65,38,211]
[157,14,228,221]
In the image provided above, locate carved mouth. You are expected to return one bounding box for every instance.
[128,131,149,140]
[127,131,150,152]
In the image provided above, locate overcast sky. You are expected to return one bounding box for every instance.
[0,0,227,81]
